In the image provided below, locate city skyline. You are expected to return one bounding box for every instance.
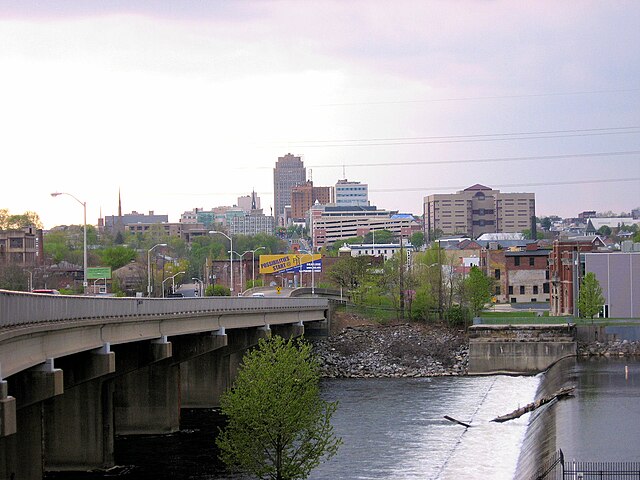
[1,1,639,229]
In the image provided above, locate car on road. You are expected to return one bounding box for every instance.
[251,292,265,297]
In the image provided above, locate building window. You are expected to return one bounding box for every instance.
[529,257,535,266]
[9,238,23,248]
[511,297,517,303]
[519,285,525,295]
[494,269,500,279]
[508,286,513,295]
[514,257,520,266]
[543,282,550,294]
[495,285,501,295]
[533,285,539,294]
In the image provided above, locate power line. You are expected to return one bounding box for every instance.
[284,126,640,145]
[370,178,640,193]
[308,150,640,169]
[166,177,639,197]
[243,149,639,170]
[280,129,640,148]
[316,88,640,107]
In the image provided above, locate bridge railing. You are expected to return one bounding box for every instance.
[0,290,329,328]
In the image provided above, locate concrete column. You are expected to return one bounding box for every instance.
[181,349,230,408]
[179,332,228,408]
[271,323,304,340]
[0,379,18,480]
[43,379,114,472]
[114,358,181,435]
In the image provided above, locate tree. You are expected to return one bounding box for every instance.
[216,336,341,480]
[99,246,137,270]
[578,272,605,319]
[597,225,612,236]
[409,231,425,250]
[0,209,43,230]
[327,255,370,292]
[464,266,493,317]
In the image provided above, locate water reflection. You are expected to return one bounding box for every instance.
[516,358,640,478]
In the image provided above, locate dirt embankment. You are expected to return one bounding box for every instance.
[313,312,469,378]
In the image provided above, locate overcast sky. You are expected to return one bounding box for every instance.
[2,1,639,229]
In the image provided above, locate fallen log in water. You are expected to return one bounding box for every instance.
[444,415,472,428]
[491,385,575,423]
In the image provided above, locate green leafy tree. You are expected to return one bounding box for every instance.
[99,246,137,270]
[578,272,605,319]
[464,266,493,317]
[326,255,370,295]
[597,225,612,236]
[409,231,425,250]
[362,229,394,244]
[205,284,230,296]
[0,209,43,230]
[217,336,341,480]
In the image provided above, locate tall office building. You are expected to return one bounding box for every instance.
[424,184,535,240]
[335,179,369,207]
[291,181,333,220]
[273,153,306,225]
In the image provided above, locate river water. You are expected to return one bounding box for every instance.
[47,359,640,480]
[50,375,540,480]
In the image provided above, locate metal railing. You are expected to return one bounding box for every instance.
[0,290,329,328]
[535,450,640,480]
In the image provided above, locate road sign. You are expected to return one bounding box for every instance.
[276,286,281,294]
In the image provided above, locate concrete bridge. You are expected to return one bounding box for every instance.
[0,290,330,480]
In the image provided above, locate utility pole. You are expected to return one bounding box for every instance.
[399,231,405,320]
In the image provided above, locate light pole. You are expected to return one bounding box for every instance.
[93,278,106,294]
[249,246,265,287]
[210,231,233,293]
[162,271,185,298]
[147,243,167,297]
[51,192,87,293]
[299,249,316,295]
[229,250,245,294]
[192,277,203,297]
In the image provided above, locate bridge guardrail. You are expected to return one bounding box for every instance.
[0,290,329,328]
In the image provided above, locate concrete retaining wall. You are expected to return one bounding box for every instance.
[468,324,577,374]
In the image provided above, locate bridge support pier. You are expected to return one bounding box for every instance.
[114,357,180,434]
[44,379,115,472]
[180,332,228,408]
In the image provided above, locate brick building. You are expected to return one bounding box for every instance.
[290,181,333,220]
[424,184,535,240]
[549,237,606,316]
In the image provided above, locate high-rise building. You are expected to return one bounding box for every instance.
[290,181,333,220]
[273,153,306,224]
[424,184,535,240]
[238,190,261,213]
[335,179,369,207]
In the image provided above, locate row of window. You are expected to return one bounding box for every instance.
[507,284,550,295]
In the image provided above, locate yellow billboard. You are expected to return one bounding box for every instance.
[259,254,322,274]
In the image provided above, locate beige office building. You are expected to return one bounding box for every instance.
[424,184,535,240]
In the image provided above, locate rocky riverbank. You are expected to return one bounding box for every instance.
[312,321,469,378]
[578,339,640,357]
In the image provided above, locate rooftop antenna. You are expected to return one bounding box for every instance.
[343,164,346,180]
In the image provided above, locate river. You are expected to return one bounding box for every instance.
[47,359,640,480]
[49,375,540,480]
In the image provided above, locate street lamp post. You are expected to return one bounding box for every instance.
[299,249,316,295]
[51,192,87,293]
[147,243,167,297]
[162,271,185,298]
[249,246,265,287]
[229,251,245,295]
[210,231,233,293]
[192,277,203,297]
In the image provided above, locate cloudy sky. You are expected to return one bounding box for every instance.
[1,1,639,229]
